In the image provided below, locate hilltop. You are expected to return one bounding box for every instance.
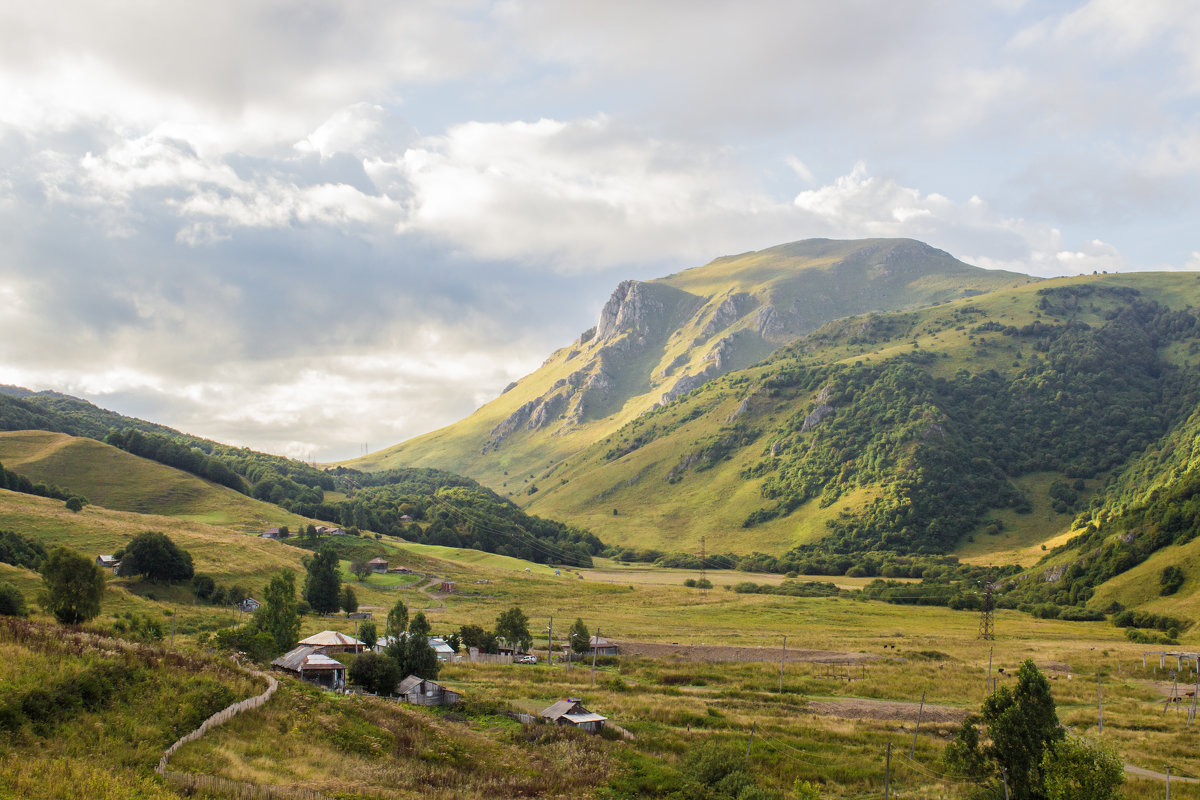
[352,238,1030,486]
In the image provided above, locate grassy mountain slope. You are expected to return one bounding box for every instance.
[523,273,1200,560]
[0,431,311,529]
[351,239,1031,489]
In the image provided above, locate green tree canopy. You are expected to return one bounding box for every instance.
[255,569,300,654]
[568,618,590,655]
[0,580,27,617]
[495,606,532,652]
[349,652,401,695]
[40,546,105,624]
[1041,734,1123,800]
[303,546,342,615]
[359,621,378,651]
[120,531,194,582]
[340,585,358,614]
[385,599,409,640]
[458,623,497,654]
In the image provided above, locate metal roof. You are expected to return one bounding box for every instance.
[271,645,344,673]
[298,630,364,648]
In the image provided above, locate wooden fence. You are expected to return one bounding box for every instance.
[157,668,279,774]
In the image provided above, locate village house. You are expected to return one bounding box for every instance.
[315,525,346,536]
[396,675,461,706]
[238,597,262,613]
[588,636,620,657]
[366,557,388,573]
[375,634,458,662]
[298,630,366,654]
[271,646,346,691]
[259,528,285,539]
[95,554,120,569]
[540,698,607,733]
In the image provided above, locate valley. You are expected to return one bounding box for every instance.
[2,238,1200,798]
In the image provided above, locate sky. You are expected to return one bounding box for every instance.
[2,0,1198,462]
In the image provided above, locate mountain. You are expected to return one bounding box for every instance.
[352,238,1032,486]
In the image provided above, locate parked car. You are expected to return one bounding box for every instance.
[516,654,538,664]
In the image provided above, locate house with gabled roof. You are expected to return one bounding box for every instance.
[271,646,347,690]
[540,697,607,732]
[396,675,461,706]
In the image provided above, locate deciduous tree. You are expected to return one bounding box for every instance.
[303,546,341,615]
[120,531,194,582]
[40,546,105,624]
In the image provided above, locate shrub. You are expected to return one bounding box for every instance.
[0,581,26,617]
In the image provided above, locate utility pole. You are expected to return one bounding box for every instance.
[1097,667,1103,733]
[547,616,553,666]
[883,742,891,800]
[910,690,925,757]
[779,635,787,693]
[746,721,755,756]
[591,626,600,685]
[986,646,994,695]
[978,584,995,640]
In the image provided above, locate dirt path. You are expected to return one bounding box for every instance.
[803,697,968,724]
[619,641,878,664]
[1125,764,1199,783]
[414,577,448,611]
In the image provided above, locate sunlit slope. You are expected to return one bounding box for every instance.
[352,238,1031,490]
[0,430,311,529]
[525,272,1200,557]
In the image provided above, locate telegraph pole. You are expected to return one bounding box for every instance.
[779,635,787,693]
[1097,667,1103,733]
[591,626,600,685]
[546,616,553,666]
[883,742,891,800]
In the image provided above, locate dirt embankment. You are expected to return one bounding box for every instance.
[619,641,878,664]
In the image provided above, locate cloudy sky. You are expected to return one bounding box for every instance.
[2,0,1198,461]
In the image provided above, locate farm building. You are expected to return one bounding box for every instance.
[396,675,461,706]
[271,646,347,691]
[259,528,286,539]
[438,579,456,593]
[375,635,458,662]
[316,526,346,536]
[540,698,607,732]
[588,636,620,656]
[238,597,261,613]
[298,630,366,654]
[366,557,388,573]
[95,555,120,569]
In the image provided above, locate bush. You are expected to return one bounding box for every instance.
[1160,565,1185,596]
[349,652,401,695]
[0,581,26,617]
[120,531,194,582]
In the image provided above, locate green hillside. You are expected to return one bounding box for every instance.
[351,239,1031,487]
[522,273,1200,565]
[0,431,312,530]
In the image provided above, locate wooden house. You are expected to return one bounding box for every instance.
[588,636,620,656]
[96,555,120,569]
[397,675,461,706]
[438,580,456,593]
[271,646,347,691]
[540,698,607,732]
[366,557,389,573]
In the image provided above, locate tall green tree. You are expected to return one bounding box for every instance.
[120,531,194,581]
[402,611,439,680]
[40,546,105,624]
[495,606,532,652]
[385,599,409,640]
[568,618,590,656]
[340,585,358,614]
[948,659,1063,799]
[303,546,342,615]
[359,621,378,651]
[255,569,300,654]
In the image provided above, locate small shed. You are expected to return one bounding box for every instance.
[298,630,366,654]
[367,557,389,573]
[271,646,347,690]
[439,580,456,593]
[238,597,262,613]
[260,528,285,539]
[540,698,607,732]
[397,675,461,706]
[429,637,456,663]
[588,636,620,657]
[96,555,120,569]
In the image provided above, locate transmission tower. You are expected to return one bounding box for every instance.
[978,584,995,640]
